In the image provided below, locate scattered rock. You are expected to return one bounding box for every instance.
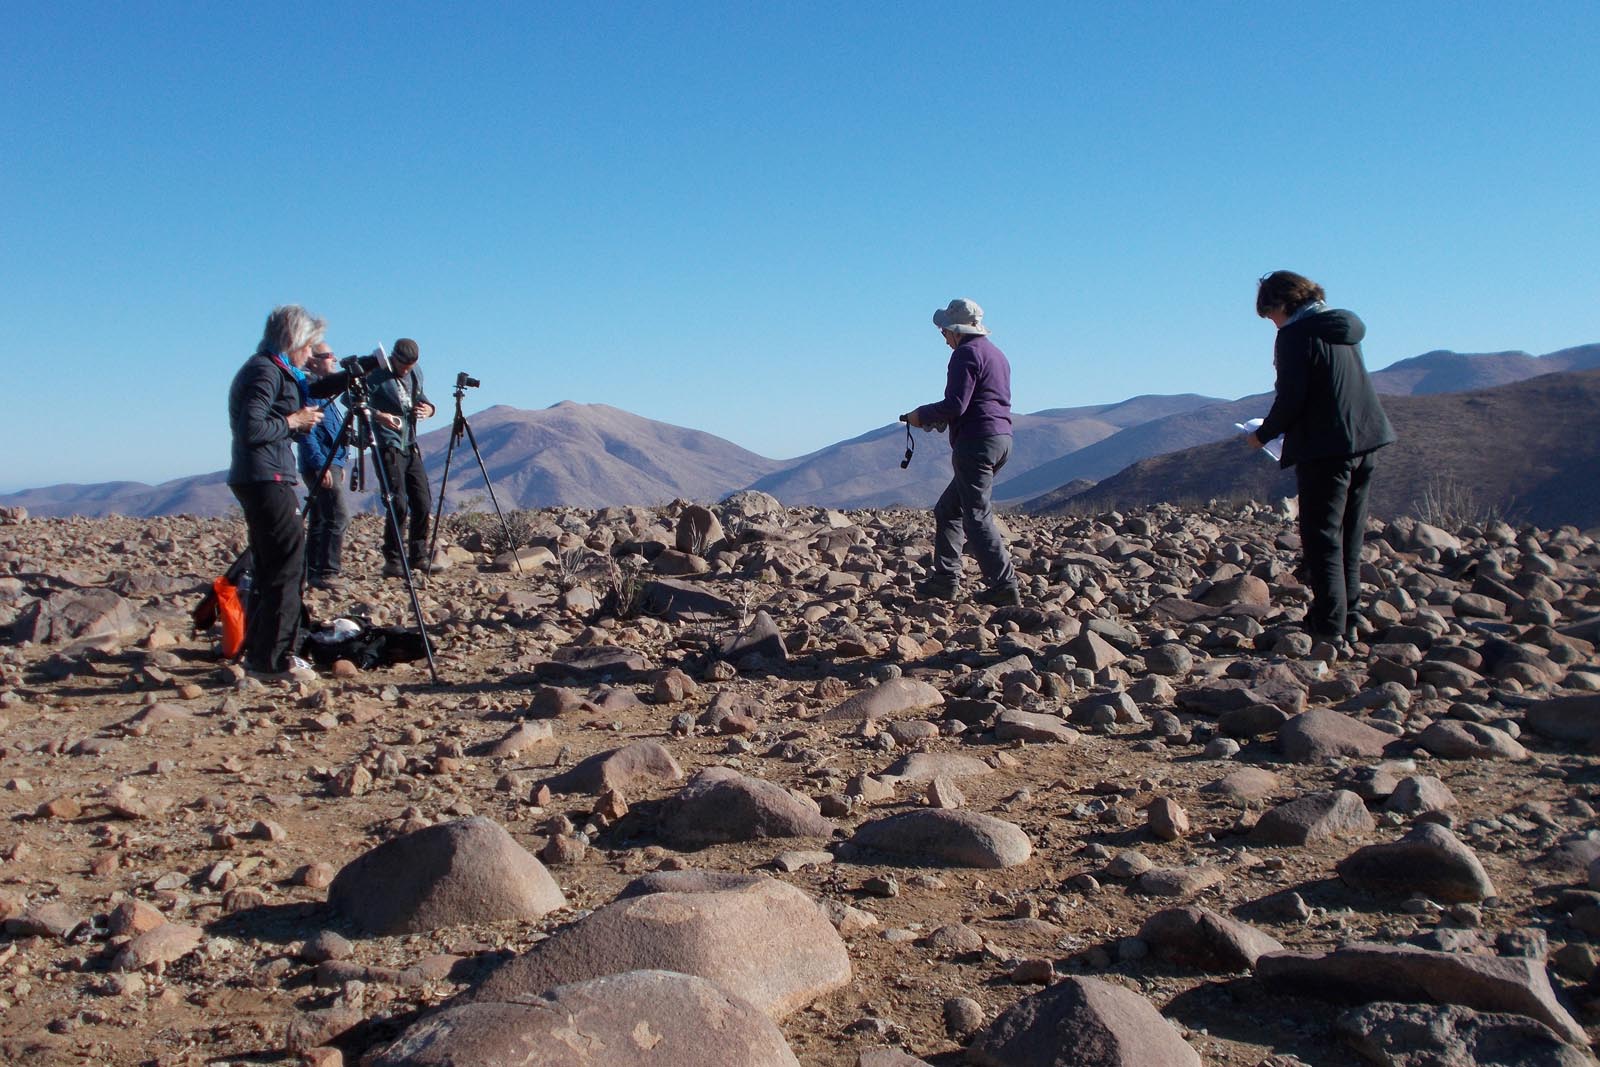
[967,975,1201,1067]
[469,875,850,1019]
[1251,790,1376,846]
[371,970,801,1066]
[543,740,684,796]
[822,678,944,722]
[1335,1001,1592,1067]
[659,767,834,847]
[329,816,565,934]
[1336,823,1497,903]
[1137,907,1283,971]
[1255,943,1589,1047]
[849,809,1031,869]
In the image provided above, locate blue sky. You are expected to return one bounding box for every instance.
[2,2,1597,492]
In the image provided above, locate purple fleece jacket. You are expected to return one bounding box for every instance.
[915,334,1013,442]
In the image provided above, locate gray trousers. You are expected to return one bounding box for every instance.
[932,434,1017,588]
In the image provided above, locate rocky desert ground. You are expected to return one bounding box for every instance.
[3,492,1600,1067]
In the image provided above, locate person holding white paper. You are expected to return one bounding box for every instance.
[1244,271,1395,653]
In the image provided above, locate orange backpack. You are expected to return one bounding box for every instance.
[213,576,247,659]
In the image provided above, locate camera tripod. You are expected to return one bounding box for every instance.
[308,374,440,685]
[425,374,522,576]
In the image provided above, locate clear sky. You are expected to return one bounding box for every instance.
[2,2,1596,492]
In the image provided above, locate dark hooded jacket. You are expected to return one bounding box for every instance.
[1256,308,1396,468]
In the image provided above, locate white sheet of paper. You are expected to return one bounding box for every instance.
[1235,418,1283,462]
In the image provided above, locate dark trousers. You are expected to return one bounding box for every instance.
[1297,451,1376,639]
[932,434,1017,589]
[379,445,431,564]
[302,471,349,579]
[231,480,304,672]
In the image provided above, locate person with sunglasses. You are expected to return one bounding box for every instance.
[297,344,351,591]
[368,338,436,577]
[901,298,1021,607]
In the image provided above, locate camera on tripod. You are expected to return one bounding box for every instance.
[339,347,392,380]
[456,372,480,390]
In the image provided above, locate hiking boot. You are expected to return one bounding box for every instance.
[915,574,960,601]
[309,575,346,592]
[975,583,1022,607]
[382,560,405,578]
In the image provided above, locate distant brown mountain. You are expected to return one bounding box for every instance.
[1029,368,1600,529]
[0,402,788,518]
[1001,343,1600,505]
[750,394,1222,509]
[1369,342,1600,395]
[5,343,1596,518]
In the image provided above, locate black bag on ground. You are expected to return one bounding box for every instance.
[300,620,433,669]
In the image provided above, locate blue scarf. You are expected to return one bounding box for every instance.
[272,352,311,406]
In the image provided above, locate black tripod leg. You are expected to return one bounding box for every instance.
[425,420,462,578]
[365,424,441,685]
[460,416,522,574]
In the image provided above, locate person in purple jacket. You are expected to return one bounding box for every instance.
[902,298,1021,607]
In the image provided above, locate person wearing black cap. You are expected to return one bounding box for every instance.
[368,338,435,577]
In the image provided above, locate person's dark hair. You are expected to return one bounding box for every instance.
[1256,271,1325,318]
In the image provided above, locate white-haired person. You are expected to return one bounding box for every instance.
[226,304,343,677]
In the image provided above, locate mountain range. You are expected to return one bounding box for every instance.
[3,342,1595,521]
[1034,367,1600,530]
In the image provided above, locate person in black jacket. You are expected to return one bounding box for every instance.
[367,338,435,577]
[227,305,339,677]
[1245,271,1396,652]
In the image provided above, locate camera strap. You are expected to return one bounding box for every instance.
[901,422,915,469]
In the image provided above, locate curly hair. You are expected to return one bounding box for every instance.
[1256,271,1326,318]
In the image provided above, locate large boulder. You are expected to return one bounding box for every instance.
[1335,1001,1592,1067]
[369,970,801,1066]
[1250,790,1375,846]
[849,809,1031,868]
[1337,822,1496,903]
[639,578,739,623]
[720,610,788,663]
[1524,694,1600,743]
[543,740,683,797]
[995,709,1081,744]
[659,767,834,847]
[822,678,945,722]
[1255,943,1589,1048]
[1279,709,1394,763]
[13,587,140,644]
[1415,720,1527,760]
[675,505,725,555]
[329,817,565,935]
[1136,907,1283,972]
[468,875,850,1019]
[967,976,1201,1067]
[878,752,994,786]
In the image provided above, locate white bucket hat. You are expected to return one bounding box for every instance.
[932,298,989,335]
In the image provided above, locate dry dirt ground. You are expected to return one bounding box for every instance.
[1,503,1599,1066]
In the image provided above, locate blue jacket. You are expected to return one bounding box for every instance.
[298,396,347,478]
